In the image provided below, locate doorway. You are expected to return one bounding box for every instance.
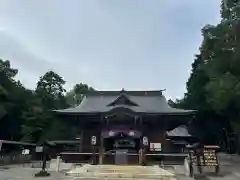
[115,149,128,164]
[104,136,140,152]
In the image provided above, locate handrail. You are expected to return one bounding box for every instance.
[60,152,99,155]
[60,152,188,157]
[146,153,188,156]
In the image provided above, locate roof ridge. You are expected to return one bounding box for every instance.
[86,90,165,96]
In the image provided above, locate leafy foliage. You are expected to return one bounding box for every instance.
[36,71,67,109]
[171,0,240,152]
[66,83,94,107]
[0,59,94,142]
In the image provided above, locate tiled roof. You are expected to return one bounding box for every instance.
[166,125,192,137]
[54,90,196,115]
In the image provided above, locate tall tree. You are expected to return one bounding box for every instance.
[21,71,68,142]
[0,59,30,140]
[177,0,240,152]
[66,83,95,107]
[21,97,48,142]
[36,71,67,109]
[0,60,95,142]
[182,54,210,110]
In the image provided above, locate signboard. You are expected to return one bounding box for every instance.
[35,146,43,153]
[143,136,148,146]
[22,149,30,155]
[91,136,97,145]
[150,143,162,151]
[200,149,218,166]
[187,145,220,176]
[189,150,197,164]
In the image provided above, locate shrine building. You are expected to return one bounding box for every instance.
[54,89,197,165]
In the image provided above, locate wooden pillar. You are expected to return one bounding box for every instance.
[99,115,105,164]
[91,136,97,165]
[80,131,83,152]
[141,136,148,165]
[142,148,147,165]
[0,140,2,152]
[99,135,105,164]
[196,149,202,174]
[79,116,84,152]
[92,146,97,165]
[139,116,146,165]
[139,148,143,165]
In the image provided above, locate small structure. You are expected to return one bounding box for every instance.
[186,144,220,177]
[54,89,196,165]
[166,125,198,153]
[47,140,81,158]
[0,140,35,165]
[0,140,35,152]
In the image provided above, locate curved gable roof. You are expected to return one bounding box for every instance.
[107,93,139,106]
[54,90,196,115]
[166,125,192,137]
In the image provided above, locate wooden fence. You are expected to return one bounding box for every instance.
[0,153,31,165]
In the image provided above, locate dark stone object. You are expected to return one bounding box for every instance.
[34,170,50,177]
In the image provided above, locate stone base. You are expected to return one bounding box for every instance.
[34,170,50,177]
[66,164,177,179]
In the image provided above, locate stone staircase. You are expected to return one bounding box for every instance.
[66,165,177,179]
[49,158,74,172]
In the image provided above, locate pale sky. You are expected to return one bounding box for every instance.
[0,0,221,100]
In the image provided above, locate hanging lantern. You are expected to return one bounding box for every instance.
[91,136,96,145]
[143,136,148,146]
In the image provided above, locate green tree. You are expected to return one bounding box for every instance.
[0,59,30,140]
[177,0,240,152]
[21,71,68,142]
[36,71,67,109]
[21,97,48,142]
[0,60,94,142]
[0,59,18,79]
[0,59,18,119]
[66,83,94,107]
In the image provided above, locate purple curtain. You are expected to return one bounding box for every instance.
[101,128,142,138]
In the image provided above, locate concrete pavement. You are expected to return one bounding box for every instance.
[0,165,178,180]
[1,154,240,180]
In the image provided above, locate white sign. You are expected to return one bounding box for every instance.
[143,136,148,146]
[129,131,135,136]
[150,143,162,151]
[35,146,43,153]
[22,149,30,155]
[109,131,115,137]
[91,136,96,145]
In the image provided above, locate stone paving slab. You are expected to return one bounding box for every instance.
[67,165,176,179]
[1,163,240,180]
[0,166,179,180]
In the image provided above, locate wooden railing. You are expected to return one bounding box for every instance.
[59,151,188,165]
[0,154,31,165]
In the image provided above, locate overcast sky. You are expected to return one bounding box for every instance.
[0,0,221,99]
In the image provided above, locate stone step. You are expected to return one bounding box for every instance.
[67,172,175,179]
[66,165,176,179]
[71,177,177,180]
